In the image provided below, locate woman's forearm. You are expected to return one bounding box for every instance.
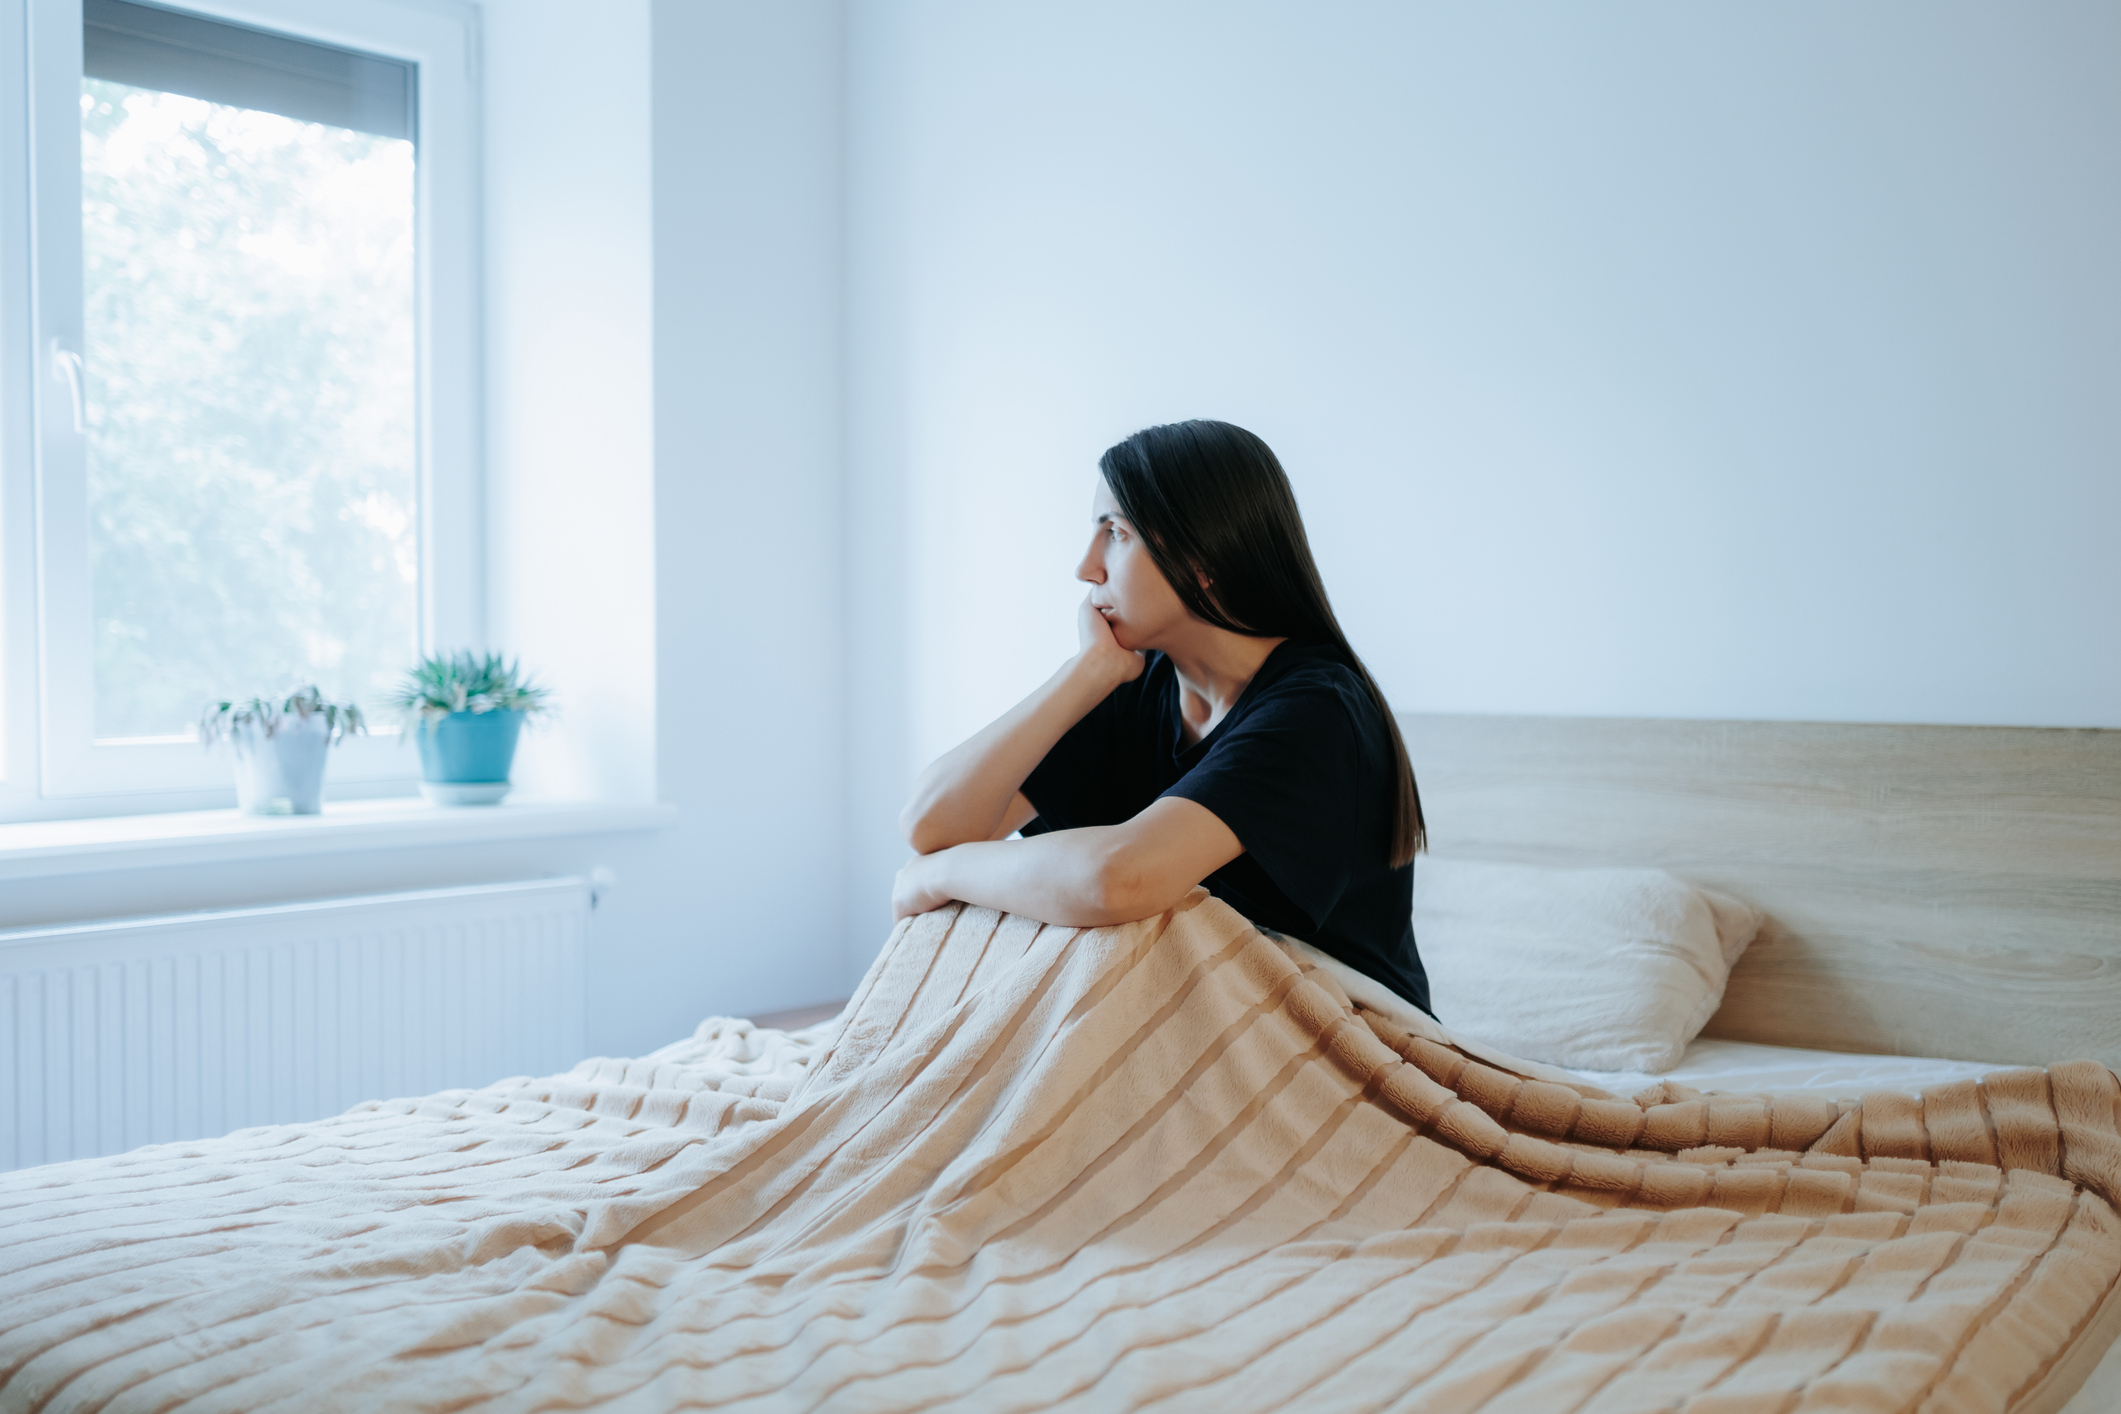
[910,830,1148,928]
[895,798,1246,928]
[900,651,1132,853]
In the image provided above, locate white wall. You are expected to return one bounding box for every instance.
[481,0,682,1056]
[843,1,2121,953]
[479,0,849,1048]
[647,0,850,1018]
[485,0,657,809]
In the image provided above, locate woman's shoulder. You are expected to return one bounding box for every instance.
[1257,641,1371,698]
[1243,643,1382,735]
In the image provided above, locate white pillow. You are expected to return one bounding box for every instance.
[1414,857,1764,1074]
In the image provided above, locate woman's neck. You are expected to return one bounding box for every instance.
[1162,628,1288,747]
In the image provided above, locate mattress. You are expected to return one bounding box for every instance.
[1561,1035,2010,1100]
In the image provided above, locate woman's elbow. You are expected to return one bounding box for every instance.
[899,802,947,855]
[1083,850,1181,924]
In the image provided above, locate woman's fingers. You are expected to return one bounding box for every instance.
[892,855,951,919]
[1077,596,1147,682]
[1077,594,1114,653]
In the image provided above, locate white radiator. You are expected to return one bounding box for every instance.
[0,878,589,1172]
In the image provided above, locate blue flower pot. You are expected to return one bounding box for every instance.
[414,711,524,804]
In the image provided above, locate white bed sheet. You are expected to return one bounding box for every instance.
[1562,1036,2007,1099]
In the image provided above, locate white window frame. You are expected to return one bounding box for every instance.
[0,0,480,821]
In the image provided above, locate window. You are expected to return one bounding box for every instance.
[83,1,420,740]
[1,0,479,818]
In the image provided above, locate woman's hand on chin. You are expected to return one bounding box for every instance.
[1077,596,1146,686]
[893,852,956,920]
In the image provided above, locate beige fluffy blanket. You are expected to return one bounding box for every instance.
[5,894,2120,1412]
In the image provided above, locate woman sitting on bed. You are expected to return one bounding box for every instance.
[895,418,1436,1017]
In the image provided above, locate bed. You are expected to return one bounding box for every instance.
[1,713,2116,1411]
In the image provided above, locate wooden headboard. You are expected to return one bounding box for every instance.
[1398,714,2121,1072]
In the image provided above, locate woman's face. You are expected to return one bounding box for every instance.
[1078,479,1192,652]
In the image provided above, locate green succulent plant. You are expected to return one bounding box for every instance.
[198,686,367,747]
[390,651,552,724]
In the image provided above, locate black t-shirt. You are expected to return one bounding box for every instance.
[1021,640,1431,1016]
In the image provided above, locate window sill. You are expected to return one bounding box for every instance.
[0,799,679,882]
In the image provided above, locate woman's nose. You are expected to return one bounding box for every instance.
[1076,540,1104,584]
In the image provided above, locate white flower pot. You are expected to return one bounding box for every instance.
[229,714,331,815]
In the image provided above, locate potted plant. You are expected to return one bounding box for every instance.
[391,651,551,805]
[199,686,367,816]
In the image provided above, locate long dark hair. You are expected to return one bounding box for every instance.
[1098,419,1426,867]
